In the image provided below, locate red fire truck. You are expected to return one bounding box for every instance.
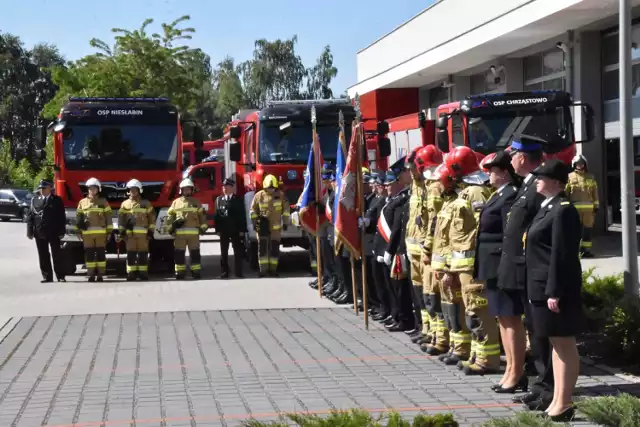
[434,90,594,162]
[182,138,225,169]
[222,99,384,267]
[39,97,202,275]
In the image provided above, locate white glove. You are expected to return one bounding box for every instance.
[376,255,385,263]
[357,217,371,228]
[383,251,392,266]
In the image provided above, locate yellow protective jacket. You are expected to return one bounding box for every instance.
[431,191,458,272]
[76,197,113,235]
[422,180,445,256]
[447,185,492,273]
[165,196,207,236]
[405,177,428,256]
[118,198,156,235]
[250,189,291,237]
[566,170,599,212]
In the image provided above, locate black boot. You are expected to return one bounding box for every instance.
[126,273,136,282]
[175,272,186,280]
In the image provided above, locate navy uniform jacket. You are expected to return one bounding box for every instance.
[27,194,66,239]
[214,194,247,235]
[473,184,519,282]
[373,189,409,258]
[497,176,544,290]
[525,195,582,302]
[363,194,385,254]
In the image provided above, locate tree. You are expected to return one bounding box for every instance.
[214,57,246,128]
[0,33,63,167]
[43,16,215,119]
[305,46,338,100]
[239,36,307,108]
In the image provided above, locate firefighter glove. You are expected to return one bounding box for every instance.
[125,217,135,231]
[77,215,89,231]
[358,217,370,228]
[383,251,392,266]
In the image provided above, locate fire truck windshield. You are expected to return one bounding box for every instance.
[258,121,352,164]
[466,107,570,155]
[62,124,178,170]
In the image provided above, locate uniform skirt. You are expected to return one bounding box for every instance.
[529,300,585,337]
[488,287,526,317]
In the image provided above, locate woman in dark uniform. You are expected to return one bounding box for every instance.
[526,159,583,422]
[473,151,520,380]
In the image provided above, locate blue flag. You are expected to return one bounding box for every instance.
[333,127,348,248]
[298,134,325,234]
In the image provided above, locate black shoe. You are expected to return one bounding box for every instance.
[138,274,149,281]
[411,334,425,344]
[495,375,528,394]
[192,271,201,279]
[41,278,53,283]
[581,251,594,258]
[491,384,504,391]
[258,273,266,278]
[57,277,66,282]
[442,354,464,366]
[335,293,353,305]
[96,276,104,282]
[309,280,318,289]
[426,346,447,356]
[88,276,96,283]
[512,392,540,404]
[219,272,230,279]
[235,272,244,278]
[386,322,407,332]
[404,328,419,335]
[548,406,575,421]
[526,398,552,412]
[463,364,499,376]
[175,272,186,280]
[126,274,136,282]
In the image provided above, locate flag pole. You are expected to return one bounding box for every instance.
[312,105,323,298]
[354,94,369,330]
[339,109,359,315]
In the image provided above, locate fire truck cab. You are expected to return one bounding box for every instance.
[223,99,364,267]
[181,161,225,228]
[434,90,594,162]
[39,97,199,275]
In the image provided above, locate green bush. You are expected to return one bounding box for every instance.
[481,411,561,426]
[581,267,625,330]
[575,394,640,427]
[241,410,458,427]
[605,298,640,362]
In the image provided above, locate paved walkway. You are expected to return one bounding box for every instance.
[1,308,637,427]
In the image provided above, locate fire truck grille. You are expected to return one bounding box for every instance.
[78,182,165,203]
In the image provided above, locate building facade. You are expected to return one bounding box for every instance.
[348,0,640,231]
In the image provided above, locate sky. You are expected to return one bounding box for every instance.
[0,0,432,95]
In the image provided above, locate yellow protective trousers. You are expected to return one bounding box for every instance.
[82,229,107,277]
[174,229,201,273]
[125,230,149,275]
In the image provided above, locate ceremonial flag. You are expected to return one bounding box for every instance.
[298,134,325,234]
[334,123,362,258]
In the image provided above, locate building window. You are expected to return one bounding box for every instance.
[429,86,449,108]
[602,24,640,102]
[470,69,504,95]
[523,48,566,90]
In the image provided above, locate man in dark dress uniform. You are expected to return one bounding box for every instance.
[214,178,248,279]
[381,157,414,332]
[27,180,67,283]
[497,135,553,410]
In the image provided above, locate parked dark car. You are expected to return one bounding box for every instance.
[0,188,33,222]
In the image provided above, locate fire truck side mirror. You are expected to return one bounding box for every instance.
[573,103,595,144]
[35,124,47,148]
[376,121,390,135]
[378,137,391,158]
[228,140,242,162]
[437,129,449,153]
[192,126,204,149]
[229,126,242,140]
[436,116,448,130]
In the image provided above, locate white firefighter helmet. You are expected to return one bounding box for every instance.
[572,154,588,169]
[126,179,143,193]
[86,177,101,191]
[179,178,195,189]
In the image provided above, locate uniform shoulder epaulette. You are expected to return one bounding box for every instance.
[561,201,570,206]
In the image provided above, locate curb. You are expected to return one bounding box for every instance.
[0,317,20,346]
[581,356,640,384]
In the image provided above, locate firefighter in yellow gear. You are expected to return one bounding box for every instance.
[118,179,156,281]
[566,154,599,257]
[250,174,291,277]
[420,174,445,351]
[76,177,113,282]
[404,146,443,346]
[165,178,208,279]
[442,147,497,372]
[425,164,457,357]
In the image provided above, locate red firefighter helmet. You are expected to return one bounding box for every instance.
[415,145,444,174]
[431,163,455,188]
[445,146,488,185]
